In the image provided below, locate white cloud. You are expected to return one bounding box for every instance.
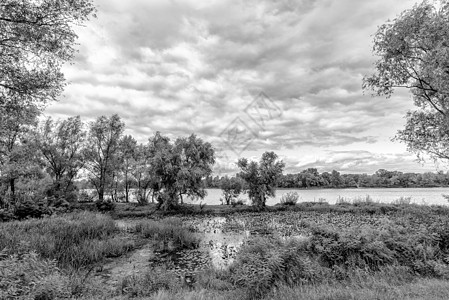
[43,0,439,174]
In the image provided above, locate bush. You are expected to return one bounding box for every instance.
[231,198,246,207]
[228,236,323,299]
[279,192,300,206]
[0,209,15,222]
[0,251,71,300]
[95,199,116,212]
[14,198,53,219]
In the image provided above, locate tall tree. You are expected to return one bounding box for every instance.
[0,105,39,205]
[0,0,95,205]
[84,115,125,201]
[238,151,285,208]
[131,144,156,204]
[174,134,215,204]
[363,1,449,163]
[120,135,137,203]
[35,116,86,201]
[148,132,215,210]
[0,0,96,110]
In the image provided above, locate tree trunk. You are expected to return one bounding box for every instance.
[98,186,104,201]
[9,178,15,203]
[125,171,129,202]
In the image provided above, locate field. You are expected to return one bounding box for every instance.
[2,200,449,300]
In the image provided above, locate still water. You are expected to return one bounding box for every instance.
[186,187,449,206]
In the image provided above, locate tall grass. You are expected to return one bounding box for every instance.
[134,217,200,251]
[0,212,135,269]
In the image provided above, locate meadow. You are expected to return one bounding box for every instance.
[2,198,449,300]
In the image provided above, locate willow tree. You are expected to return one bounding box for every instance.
[0,0,95,204]
[238,151,285,208]
[36,116,86,202]
[84,115,125,202]
[363,1,449,163]
[0,0,96,108]
[148,132,215,210]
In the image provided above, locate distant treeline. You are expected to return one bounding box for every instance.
[204,168,449,189]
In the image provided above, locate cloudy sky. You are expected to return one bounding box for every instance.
[44,0,441,176]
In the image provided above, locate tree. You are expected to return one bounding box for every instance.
[0,0,95,206]
[35,116,86,202]
[0,0,96,111]
[84,115,125,202]
[119,135,137,203]
[330,170,343,188]
[131,144,157,204]
[148,132,215,210]
[174,134,215,204]
[219,176,243,205]
[363,1,449,163]
[0,104,39,205]
[238,151,285,208]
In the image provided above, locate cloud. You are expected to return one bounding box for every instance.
[43,0,434,173]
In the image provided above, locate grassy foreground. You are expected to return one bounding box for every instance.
[2,201,449,299]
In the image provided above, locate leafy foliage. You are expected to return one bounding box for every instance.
[364,0,449,163]
[238,151,285,208]
[148,132,215,210]
[84,114,125,202]
[36,116,86,202]
[220,176,244,205]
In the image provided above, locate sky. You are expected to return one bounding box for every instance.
[44,0,442,176]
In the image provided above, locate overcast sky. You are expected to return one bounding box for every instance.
[44,0,441,176]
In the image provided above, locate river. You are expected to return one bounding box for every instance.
[84,187,449,206]
[186,187,449,206]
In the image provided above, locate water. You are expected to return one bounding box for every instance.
[188,187,449,206]
[84,187,449,206]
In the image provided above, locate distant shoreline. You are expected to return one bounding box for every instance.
[205,186,449,190]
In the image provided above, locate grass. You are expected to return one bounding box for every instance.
[0,211,135,269]
[4,197,449,299]
[134,217,200,251]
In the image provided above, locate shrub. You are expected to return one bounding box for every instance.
[231,198,246,207]
[95,199,116,212]
[0,209,15,222]
[228,236,323,299]
[0,251,71,300]
[78,190,95,202]
[14,198,53,219]
[280,192,300,206]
